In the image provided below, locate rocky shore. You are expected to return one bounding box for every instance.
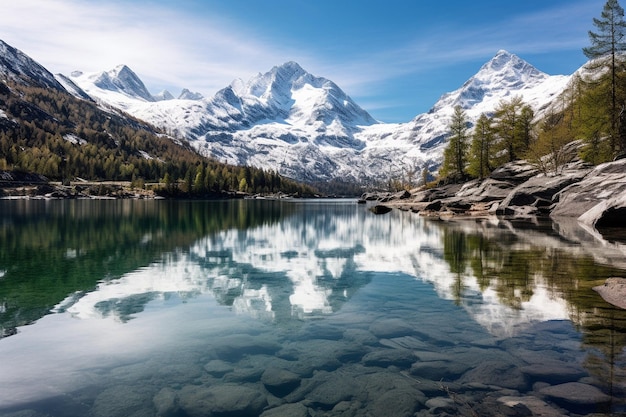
[363,157,626,233]
[0,171,157,199]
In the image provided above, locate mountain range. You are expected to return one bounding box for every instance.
[1,38,574,185]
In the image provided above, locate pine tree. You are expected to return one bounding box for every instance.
[439,106,470,181]
[583,0,626,155]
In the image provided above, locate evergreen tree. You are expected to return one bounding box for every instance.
[528,111,575,175]
[492,96,534,164]
[467,113,494,179]
[583,0,626,155]
[575,75,615,163]
[439,106,470,181]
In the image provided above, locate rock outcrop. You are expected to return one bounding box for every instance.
[552,158,626,228]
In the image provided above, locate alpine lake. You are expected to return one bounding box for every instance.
[1,199,625,417]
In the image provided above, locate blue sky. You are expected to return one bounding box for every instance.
[0,0,606,122]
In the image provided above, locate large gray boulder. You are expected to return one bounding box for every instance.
[488,160,539,183]
[551,159,626,222]
[578,192,626,228]
[497,171,588,216]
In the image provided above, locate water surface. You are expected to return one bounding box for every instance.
[0,199,625,416]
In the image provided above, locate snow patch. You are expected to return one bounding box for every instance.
[63,134,87,145]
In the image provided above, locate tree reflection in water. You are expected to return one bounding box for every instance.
[437,217,626,401]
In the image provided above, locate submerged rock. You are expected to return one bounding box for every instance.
[539,382,611,413]
[203,359,234,377]
[91,385,154,417]
[458,360,528,391]
[410,360,472,380]
[361,348,417,368]
[178,384,267,417]
[208,333,281,361]
[261,367,301,397]
[369,204,392,215]
[299,372,360,409]
[153,387,179,417]
[520,360,587,384]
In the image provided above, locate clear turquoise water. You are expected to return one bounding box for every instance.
[0,199,625,416]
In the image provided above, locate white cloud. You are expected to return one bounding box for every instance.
[0,0,304,96]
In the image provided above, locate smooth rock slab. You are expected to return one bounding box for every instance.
[178,384,267,417]
[539,382,611,413]
[203,359,234,377]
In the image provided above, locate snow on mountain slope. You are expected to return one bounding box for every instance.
[0,39,66,91]
[67,51,571,184]
[54,73,93,101]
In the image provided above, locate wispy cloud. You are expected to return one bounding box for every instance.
[0,0,304,95]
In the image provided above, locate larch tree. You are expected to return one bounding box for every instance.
[468,113,494,179]
[439,105,470,181]
[583,0,626,156]
[492,96,534,164]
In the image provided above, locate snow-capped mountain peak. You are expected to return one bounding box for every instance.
[240,61,307,100]
[469,49,548,92]
[70,64,155,103]
[208,61,377,129]
[425,50,564,119]
[178,89,204,100]
[154,90,175,101]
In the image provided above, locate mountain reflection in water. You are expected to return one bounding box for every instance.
[0,199,625,415]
